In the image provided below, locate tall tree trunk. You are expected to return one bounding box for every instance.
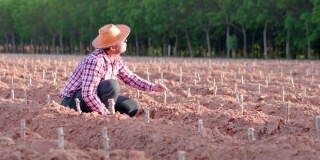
[162,42,166,56]
[40,39,45,53]
[11,32,16,53]
[35,39,39,53]
[286,31,290,59]
[242,26,247,58]
[59,33,63,54]
[263,22,268,59]
[307,42,311,59]
[219,36,222,57]
[205,28,211,57]
[142,45,146,56]
[251,29,256,58]
[307,43,311,59]
[174,31,179,57]
[306,24,310,59]
[185,30,193,57]
[80,40,83,54]
[148,37,153,56]
[32,39,37,53]
[52,35,56,54]
[30,39,33,53]
[20,37,23,53]
[69,35,73,54]
[226,23,230,58]
[135,33,139,56]
[4,33,9,53]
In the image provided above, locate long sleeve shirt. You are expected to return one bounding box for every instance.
[60,49,154,115]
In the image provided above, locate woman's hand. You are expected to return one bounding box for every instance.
[152,83,170,92]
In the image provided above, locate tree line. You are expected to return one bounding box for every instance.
[1,0,320,59]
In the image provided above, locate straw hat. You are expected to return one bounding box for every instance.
[92,24,130,49]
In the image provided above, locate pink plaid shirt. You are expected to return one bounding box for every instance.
[60,49,154,115]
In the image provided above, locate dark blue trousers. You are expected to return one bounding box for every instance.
[61,79,139,117]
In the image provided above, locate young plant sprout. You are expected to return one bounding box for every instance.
[240,104,244,115]
[282,86,285,102]
[240,95,244,104]
[303,88,307,97]
[265,78,268,87]
[24,88,27,106]
[258,83,261,96]
[248,128,255,142]
[241,76,244,84]
[161,72,163,83]
[235,92,239,103]
[11,77,13,88]
[64,66,67,76]
[58,127,64,148]
[34,65,37,74]
[3,69,6,77]
[197,100,200,112]
[214,86,218,96]
[20,119,26,138]
[316,116,320,141]
[75,98,82,113]
[220,74,224,84]
[286,103,290,123]
[234,83,237,93]
[42,69,45,80]
[164,90,167,105]
[178,151,186,160]
[11,88,14,99]
[198,119,203,133]
[289,70,292,77]
[179,67,182,85]
[145,108,150,123]
[259,71,262,77]
[102,127,110,160]
[53,73,57,85]
[47,94,51,104]
[108,99,115,114]
[23,66,27,79]
[187,88,191,97]
[311,75,314,85]
[29,75,32,86]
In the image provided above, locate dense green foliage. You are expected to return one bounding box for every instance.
[0,0,320,59]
